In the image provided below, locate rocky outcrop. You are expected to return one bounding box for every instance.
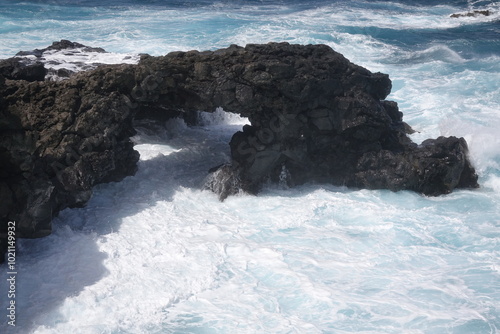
[15,39,106,57]
[0,40,102,82]
[1,39,136,81]
[0,57,47,81]
[0,41,479,261]
[450,10,492,18]
[163,43,476,199]
[0,62,140,260]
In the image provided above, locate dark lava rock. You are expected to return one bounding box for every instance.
[450,10,492,18]
[15,39,107,57]
[0,57,47,81]
[0,63,140,262]
[0,41,479,262]
[177,43,478,199]
[2,39,109,82]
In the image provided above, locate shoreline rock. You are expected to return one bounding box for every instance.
[2,39,138,82]
[450,10,492,18]
[0,57,47,81]
[15,40,107,57]
[0,41,479,262]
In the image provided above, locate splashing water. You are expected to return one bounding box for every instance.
[0,0,499,333]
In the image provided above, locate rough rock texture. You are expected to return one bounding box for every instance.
[0,41,98,81]
[1,39,120,82]
[15,39,106,57]
[0,57,47,81]
[0,63,140,260]
[450,10,492,18]
[160,43,476,199]
[0,42,479,261]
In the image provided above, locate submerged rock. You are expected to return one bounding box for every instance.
[450,10,492,18]
[0,41,478,261]
[2,39,136,82]
[15,39,107,58]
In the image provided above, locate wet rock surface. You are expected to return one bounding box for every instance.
[450,10,492,18]
[0,41,478,261]
[0,57,47,81]
[0,39,136,82]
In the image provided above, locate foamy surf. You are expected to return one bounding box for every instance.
[0,0,498,333]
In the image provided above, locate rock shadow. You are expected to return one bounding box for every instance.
[0,118,240,332]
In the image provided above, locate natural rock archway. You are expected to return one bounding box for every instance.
[0,42,478,260]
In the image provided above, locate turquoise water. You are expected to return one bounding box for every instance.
[0,1,499,333]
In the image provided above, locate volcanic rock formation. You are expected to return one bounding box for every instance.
[0,41,479,261]
[450,10,492,18]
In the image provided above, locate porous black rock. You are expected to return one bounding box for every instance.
[15,39,107,57]
[0,57,47,81]
[1,39,110,82]
[188,43,478,198]
[1,40,104,82]
[450,10,492,18]
[0,41,478,262]
[0,63,140,262]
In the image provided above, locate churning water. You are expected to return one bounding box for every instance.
[0,0,499,333]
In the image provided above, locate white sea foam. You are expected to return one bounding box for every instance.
[42,48,138,72]
[17,47,141,80]
[0,1,499,333]
[1,111,498,333]
[196,107,249,127]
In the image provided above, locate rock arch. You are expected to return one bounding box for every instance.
[0,42,478,258]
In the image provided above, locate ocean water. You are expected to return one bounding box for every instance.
[1,0,499,333]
